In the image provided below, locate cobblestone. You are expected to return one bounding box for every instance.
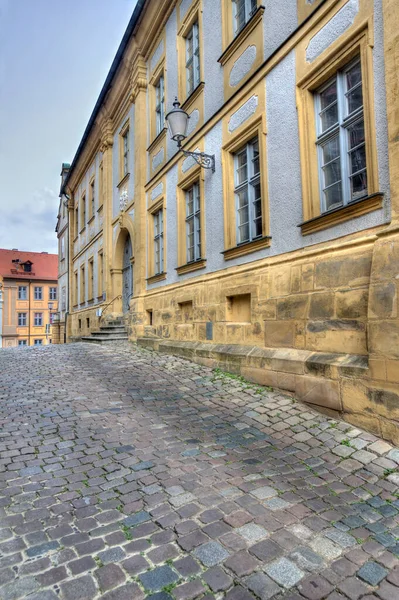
[0,342,398,599]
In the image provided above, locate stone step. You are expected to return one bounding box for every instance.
[81,335,128,343]
[91,331,127,338]
[99,326,126,332]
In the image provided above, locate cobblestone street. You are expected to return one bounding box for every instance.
[0,342,399,600]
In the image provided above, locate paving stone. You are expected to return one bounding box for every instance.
[60,574,97,600]
[123,510,150,527]
[0,576,39,600]
[97,546,126,564]
[203,566,233,591]
[95,564,126,591]
[69,556,97,575]
[174,555,202,578]
[297,575,334,600]
[243,572,280,600]
[37,565,68,586]
[337,576,369,600]
[101,583,145,600]
[249,539,282,562]
[324,528,357,548]
[236,523,268,542]
[174,579,206,599]
[139,565,179,592]
[224,550,259,576]
[225,586,256,599]
[265,557,305,588]
[310,537,342,560]
[357,561,388,586]
[193,541,230,567]
[289,546,325,572]
[250,486,278,500]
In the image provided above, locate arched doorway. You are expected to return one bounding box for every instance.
[122,234,133,313]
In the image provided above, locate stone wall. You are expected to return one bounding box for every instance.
[131,234,399,444]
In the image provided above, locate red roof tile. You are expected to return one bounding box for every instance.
[0,249,58,281]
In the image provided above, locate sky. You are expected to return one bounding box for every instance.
[0,0,137,254]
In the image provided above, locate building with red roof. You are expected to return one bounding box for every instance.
[0,249,58,348]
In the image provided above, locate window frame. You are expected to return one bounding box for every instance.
[315,57,367,214]
[80,193,86,230]
[97,250,104,299]
[18,312,27,326]
[119,120,130,181]
[18,286,27,300]
[147,198,166,283]
[155,75,165,137]
[232,0,258,36]
[88,257,94,301]
[297,30,381,234]
[185,21,200,97]
[34,312,43,326]
[89,177,95,219]
[185,181,202,264]
[34,286,42,300]
[80,265,85,304]
[49,287,57,300]
[34,339,43,346]
[233,137,262,246]
[18,340,27,347]
[222,116,270,260]
[153,208,164,276]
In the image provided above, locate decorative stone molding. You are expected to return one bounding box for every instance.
[129,55,147,103]
[306,0,359,62]
[229,45,257,87]
[228,95,258,133]
[119,190,129,212]
[151,182,164,201]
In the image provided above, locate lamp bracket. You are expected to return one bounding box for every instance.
[181,150,215,172]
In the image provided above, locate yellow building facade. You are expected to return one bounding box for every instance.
[62,0,399,442]
[0,250,58,347]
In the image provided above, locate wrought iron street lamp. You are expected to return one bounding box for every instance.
[166,98,215,172]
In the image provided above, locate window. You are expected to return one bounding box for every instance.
[75,205,79,236]
[74,272,78,306]
[234,137,262,245]
[98,252,103,298]
[18,313,27,326]
[49,287,57,300]
[122,129,129,178]
[18,286,27,300]
[233,0,257,35]
[34,313,43,326]
[316,59,367,213]
[155,76,165,136]
[34,286,42,300]
[34,339,43,346]
[154,209,164,275]
[186,183,201,263]
[61,286,66,311]
[186,22,200,96]
[99,162,104,208]
[81,194,86,228]
[23,262,32,273]
[90,179,95,217]
[88,259,94,300]
[18,340,27,347]
[60,236,65,260]
[49,313,55,324]
[80,266,85,304]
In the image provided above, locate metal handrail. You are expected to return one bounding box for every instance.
[99,294,122,324]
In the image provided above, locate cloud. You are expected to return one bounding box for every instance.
[0,186,58,253]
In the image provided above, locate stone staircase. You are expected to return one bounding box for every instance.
[81,318,128,344]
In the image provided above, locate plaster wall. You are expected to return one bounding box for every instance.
[202,0,224,121]
[263,0,298,61]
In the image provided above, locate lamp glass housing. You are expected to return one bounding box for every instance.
[166,99,189,147]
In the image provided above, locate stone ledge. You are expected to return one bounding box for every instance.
[136,338,368,414]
